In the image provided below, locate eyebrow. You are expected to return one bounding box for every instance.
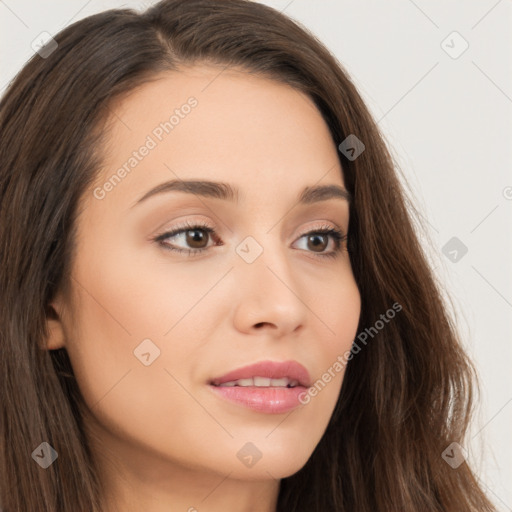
[131,179,352,208]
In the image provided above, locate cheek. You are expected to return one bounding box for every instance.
[308,273,361,403]
[314,270,361,354]
[63,236,224,434]
[63,265,212,469]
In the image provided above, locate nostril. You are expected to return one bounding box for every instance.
[254,322,275,329]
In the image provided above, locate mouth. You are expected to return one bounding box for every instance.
[208,360,311,414]
[210,376,301,388]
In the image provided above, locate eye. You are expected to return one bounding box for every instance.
[152,221,347,259]
[293,224,347,259]
[152,220,220,256]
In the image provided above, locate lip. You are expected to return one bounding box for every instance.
[208,360,312,414]
[209,360,312,388]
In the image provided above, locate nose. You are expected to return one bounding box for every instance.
[231,239,309,338]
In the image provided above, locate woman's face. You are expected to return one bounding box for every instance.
[49,65,361,485]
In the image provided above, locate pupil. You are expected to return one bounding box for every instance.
[309,234,326,252]
[187,229,207,248]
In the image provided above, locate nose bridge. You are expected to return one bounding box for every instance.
[232,228,308,333]
[235,229,293,288]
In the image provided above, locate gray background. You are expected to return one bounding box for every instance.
[1,0,511,509]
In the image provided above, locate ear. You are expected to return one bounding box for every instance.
[43,296,67,350]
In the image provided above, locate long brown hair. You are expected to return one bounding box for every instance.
[0,1,496,510]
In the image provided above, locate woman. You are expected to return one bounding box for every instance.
[0,0,496,510]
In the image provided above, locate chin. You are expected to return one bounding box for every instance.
[212,439,316,481]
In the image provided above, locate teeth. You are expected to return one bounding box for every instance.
[217,377,299,388]
[254,377,271,387]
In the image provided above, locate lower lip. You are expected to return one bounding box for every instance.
[209,385,308,414]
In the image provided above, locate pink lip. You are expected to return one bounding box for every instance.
[209,360,312,387]
[208,360,312,414]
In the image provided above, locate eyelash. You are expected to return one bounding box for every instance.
[152,220,348,259]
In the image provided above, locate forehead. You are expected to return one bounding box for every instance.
[90,64,345,211]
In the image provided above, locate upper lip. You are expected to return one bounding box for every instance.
[209,360,312,387]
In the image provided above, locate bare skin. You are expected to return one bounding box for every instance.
[45,64,361,512]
